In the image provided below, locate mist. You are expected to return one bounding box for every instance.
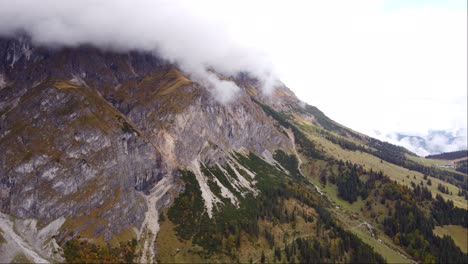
[0,0,277,103]
[380,129,468,157]
[0,0,466,150]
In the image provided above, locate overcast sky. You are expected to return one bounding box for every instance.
[0,0,466,155]
[249,0,468,155]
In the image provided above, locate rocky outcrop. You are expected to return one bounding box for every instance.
[0,35,298,262]
[0,79,164,241]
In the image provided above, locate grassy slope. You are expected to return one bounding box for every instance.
[406,154,450,167]
[254,100,465,262]
[289,110,467,262]
[294,115,467,210]
[406,154,467,175]
[427,150,468,160]
[154,208,209,263]
[155,185,321,263]
[156,151,388,263]
[303,163,411,264]
[156,205,319,264]
[433,225,468,254]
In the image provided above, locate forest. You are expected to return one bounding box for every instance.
[63,239,137,263]
[166,152,386,263]
[321,159,468,263]
[426,150,468,160]
[455,159,468,174]
[274,102,467,190]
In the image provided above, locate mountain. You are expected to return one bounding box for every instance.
[0,36,467,263]
[426,150,468,161]
[379,130,468,157]
[426,150,468,175]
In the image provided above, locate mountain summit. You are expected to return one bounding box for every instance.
[0,36,466,263]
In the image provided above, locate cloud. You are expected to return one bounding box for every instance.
[0,0,278,103]
[380,129,468,156]
[0,0,465,145]
[253,0,467,146]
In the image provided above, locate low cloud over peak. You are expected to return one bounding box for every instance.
[0,0,277,103]
[1,0,465,144]
[374,129,468,157]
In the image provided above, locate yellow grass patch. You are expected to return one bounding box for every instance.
[157,69,192,96]
[433,225,468,253]
[294,117,467,209]
[53,81,80,90]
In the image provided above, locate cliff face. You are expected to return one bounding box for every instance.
[0,36,296,262]
[2,35,466,264]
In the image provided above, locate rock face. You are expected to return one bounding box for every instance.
[0,68,164,261]
[0,36,296,262]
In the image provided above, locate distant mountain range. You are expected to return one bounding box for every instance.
[426,150,468,160]
[376,130,468,157]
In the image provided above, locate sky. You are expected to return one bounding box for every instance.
[0,0,466,155]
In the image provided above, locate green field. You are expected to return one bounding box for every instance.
[294,116,467,209]
[304,167,411,264]
[433,225,468,253]
[406,154,450,166]
[352,227,411,264]
[406,154,466,176]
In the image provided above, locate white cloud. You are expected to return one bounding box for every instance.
[0,0,278,103]
[0,0,466,146]
[381,128,467,156]
[276,2,467,139]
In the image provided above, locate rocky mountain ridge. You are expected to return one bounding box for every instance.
[0,35,466,263]
[0,35,300,262]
